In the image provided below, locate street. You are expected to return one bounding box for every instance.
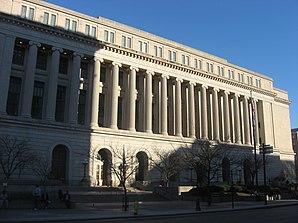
[31,205,298,223]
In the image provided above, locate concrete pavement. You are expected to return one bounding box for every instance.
[1,199,298,222]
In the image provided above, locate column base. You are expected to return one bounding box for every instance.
[128,128,136,132]
[109,125,118,130]
[161,132,168,136]
[145,130,153,134]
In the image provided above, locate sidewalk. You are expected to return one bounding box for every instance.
[1,199,298,222]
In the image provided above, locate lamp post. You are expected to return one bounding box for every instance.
[238,169,242,185]
[194,156,200,187]
[81,158,89,185]
[231,170,235,209]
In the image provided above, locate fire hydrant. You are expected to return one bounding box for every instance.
[133,201,139,215]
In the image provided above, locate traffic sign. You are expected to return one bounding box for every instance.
[259,144,273,154]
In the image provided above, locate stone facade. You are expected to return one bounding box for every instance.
[0,0,295,187]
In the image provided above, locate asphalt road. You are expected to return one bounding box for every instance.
[72,205,298,223]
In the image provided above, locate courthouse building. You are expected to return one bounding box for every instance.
[0,0,295,187]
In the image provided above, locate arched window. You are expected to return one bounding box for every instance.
[98,148,112,186]
[243,158,253,187]
[136,151,149,181]
[222,157,230,183]
[51,145,68,183]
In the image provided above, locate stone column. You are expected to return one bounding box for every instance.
[68,52,83,124]
[109,62,121,129]
[188,82,196,138]
[46,47,63,121]
[128,66,138,131]
[145,70,153,133]
[254,100,260,146]
[212,88,220,141]
[21,41,41,118]
[0,35,15,115]
[243,96,251,145]
[161,74,168,135]
[90,58,103,128]
[201,85,208,139]
[233,94,241,144]
[223,90,231,142]
[175,78,182,137]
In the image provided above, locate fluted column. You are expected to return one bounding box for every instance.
[201,85,208,139]
[188,82,196,138]
[212,88,220,141]
[128,66,138,131]
[0,35,15,115]
[46,47,63,121]
[233,94,241,144]
[243,97,251,145]
[68,52,83,124]
[175,78,182,137]
[21,41,41,118]
[110,62,121,129]
[90,58,103,127]
[254,100,260,146]
[145,70,153,133]
[161,74,168,135]
[223,90,231,142]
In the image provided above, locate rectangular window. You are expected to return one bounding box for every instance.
[119,71,123,87]
[138,41,142,52]
[168,50,172,61]
[28,8,34,20]
[21,5,27,18]
[127,37,132,48]
[31,81,44,119]
[185,55,189,65]
[143,42,148,53]
[117,97,123,129]
[80,62,88,79]
[59,56,68,74]
[221,67,224,76]
[194,59,198,69]
[55,86,66,122]
[71,21,77,32]
[36,50,48,70]
[154,46,158,56]
[65,18,70,30]
[85,25,90,36]
[182,55,185,64]
[77,90,86,124]
[50,14,56,26]
[122,36,126,47]
[91,27,96,38]
[100,66,106,83]
[104,30,109,42]
[207,62,210,72]
[159,47,163,57]
[43,12,49,24]
[198,60,202,69]
[110,32,115,43]
[6,77,22,116]
[12,45,26,66]
[98,94,105,127]
[173,51,176,62]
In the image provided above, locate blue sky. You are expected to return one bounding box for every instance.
[45,0,298,128]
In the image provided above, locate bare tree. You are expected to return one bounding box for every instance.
[0,135,35,180]
[241,154,263,188]
[150,148,181,187]
[31,155,52,190]
[110,145,138,211]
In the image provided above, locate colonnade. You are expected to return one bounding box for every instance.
[0,36,260,146]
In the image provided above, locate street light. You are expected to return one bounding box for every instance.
[81,158,89,184]
[194,156,200,188]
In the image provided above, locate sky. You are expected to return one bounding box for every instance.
[44,0,298,128]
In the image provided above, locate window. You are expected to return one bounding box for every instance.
[138,41,142,52]
[98,94,105,127]
[159,47,163,57]
[195,59,202,69]
[168,50,172,61]
[104,30,109,42]
[104,30,114,43]
[110,32,115,43]
[43,12,49,24]
[77,90,86,124]
[185,55,189,65]
[71,21,77,32]
[138,41,148,53]
[85,25,90,36]
[143,42,148,53]
[122,36,126,47]
[80,62,88,79]
[154,46,158,56]
[31,81,44,119]
[173,51,176,62]
[182,55,185,64]
[91,27,96,38]
[65,19,70,30]
[238,73,244,83]
[36,49,48,70]
[117,97,123,129]
[100,66,106,83]
[50,14,56,26]
[119,71,123,87]
[207,62,213,73]
[228,70,234,79]
[127,37,132,48]
[28,8,34,20]
[247,76,253,85]
[59,56,68,74]
[6,77,22,116]
[217,66,224,76]
[21,5,27,18]
[12,44,26,66]
[55,86,66,122]
[256,79,261,88]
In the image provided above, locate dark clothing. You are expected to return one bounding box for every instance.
[63,191,71,208]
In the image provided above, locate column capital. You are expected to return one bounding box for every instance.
[51,47,63,53]
[213,87,220,92]
[146,70,154,76]
[161,74,169,79]
[72,52,84,58]
[29,41,41,48]
[175,77,183,83]
[223,90,230,95]
[93,57,104,63]
[234,93,240,98]
[130,66,139,72]
[201,84,208,90]
[112,61,122,67]
[189,81,196,86]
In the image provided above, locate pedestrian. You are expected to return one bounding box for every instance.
[41,192,50,209]
[58,189,63,201]
[63,190,71,208]
[0,190,8,209]
[33,185,41,210]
